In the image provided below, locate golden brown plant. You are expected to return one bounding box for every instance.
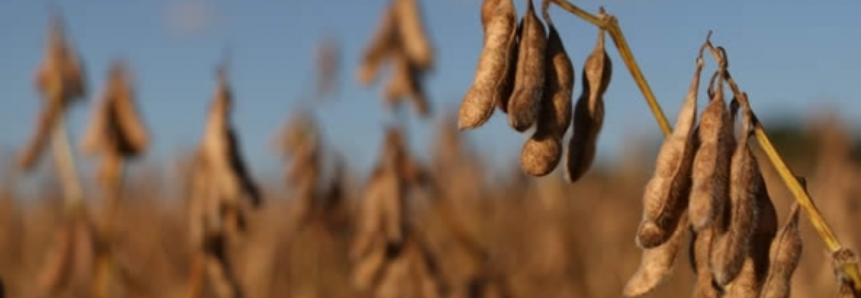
[506,0,547,132]
[634,43,705,249]
[81,60,149,197]
[518,8,572,176]
[185,64,261,298]
[458,0,518,129]
[564,24,612,183]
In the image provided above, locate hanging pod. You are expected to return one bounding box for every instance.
[564,26,612,183]
[458,0,518,129]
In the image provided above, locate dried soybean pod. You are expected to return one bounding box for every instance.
[383,51,431,118]
[519,14,573,176]
[723,175,777,298]
[623,214,690,297]
[688,67,734,231]
[496,20,521,114]
[690,228,723,298]
[760,202,802,298]
[394,0,435,70]
[711,96,759,286]
[357,1,399,87]
[506,0,546,132]
[19,15,86,171]
[564,27,612,183]
[458,0,518,129]
[635,48,705,249]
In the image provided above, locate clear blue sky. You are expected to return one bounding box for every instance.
[1,0,859,183]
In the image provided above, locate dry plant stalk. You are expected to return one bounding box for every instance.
[459,0,518,129]
[710,91,758,286]
[78,59,150,298]
[19,13,86,171]
[759,201,801,298]
[564,24,612,183]
[518,9,572,176]
[506,0,547,132]
[688,59,734,232]
[634,43,705,249]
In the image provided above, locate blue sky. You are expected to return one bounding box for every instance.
[1,0,859,185]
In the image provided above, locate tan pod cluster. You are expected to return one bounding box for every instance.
[624,39,805,298]
[358,0,436,118]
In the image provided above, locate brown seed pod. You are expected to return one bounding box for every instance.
[496,21,520,114]
[393,0,435,70]
[723,176,778,298]
[355,127,408,253]
[711,96,759,286]
[357,1,400,87]
[635,51,704,249]
[18,15,87,171]
[518,20,573,176]
[690,227,723,298]
[506,0,547,132]
[383,51,431,118]
[688,68,734,231]
[189,65,262,247]
[623,214,689,297]
[759,202,802,298]
[564,28,612,183]
[458,0,518,129]
[37,14,86,101]
[81,60,149,158]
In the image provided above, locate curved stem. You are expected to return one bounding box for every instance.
[549,0,672,135]
[52,112,84,210]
